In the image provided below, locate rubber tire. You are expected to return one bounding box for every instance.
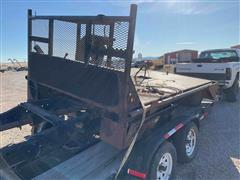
[148,142,177,180]
[174,122,199,164]
[225,78,239,102]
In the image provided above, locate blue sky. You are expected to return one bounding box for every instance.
[0,0,239,62]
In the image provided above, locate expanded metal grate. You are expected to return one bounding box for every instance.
[113,22,129,51]
[53,20,77,60]
[32,19,49,38]
[30,15,133,72]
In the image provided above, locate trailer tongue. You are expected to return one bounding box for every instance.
[0,4,218,180]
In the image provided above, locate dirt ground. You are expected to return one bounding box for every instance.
[0,62,27,69]
[0,71,30,148]
[0,71,239,179]
[175,95,240,179]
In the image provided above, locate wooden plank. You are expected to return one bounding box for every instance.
[34,142,121,180]
[83,154,123,180]
[131,68,212,105]
[131,68,211,91]
[0,155,21,180]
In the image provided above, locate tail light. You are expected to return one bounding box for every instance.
[225,68,231,80]
[127,169,146,179]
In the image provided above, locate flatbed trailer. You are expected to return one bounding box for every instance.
[37,102,213,180]
[0,101,213,180]
[0,4,218,180]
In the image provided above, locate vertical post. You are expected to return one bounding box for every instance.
[125,4,137,75]
[106,23,114,67]
[75,23,81,60]
[84,22,92,64]
[123,4,137,114]
[48,19,54,56]
[27,9,32,101]
[122,4,137,123]
[28,9,32,58]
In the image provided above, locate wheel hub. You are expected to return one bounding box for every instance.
[156,153,173,180]
[185,128,196,156]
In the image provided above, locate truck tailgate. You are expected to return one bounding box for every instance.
[176,63,227,80]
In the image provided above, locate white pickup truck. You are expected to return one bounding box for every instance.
[176,48,240,102]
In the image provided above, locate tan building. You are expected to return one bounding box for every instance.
[164,49,198,64]
[231,44,240,49]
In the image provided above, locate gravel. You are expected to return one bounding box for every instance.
[0,72,239,179]
[0,71,30,148]
[175,92,240,179]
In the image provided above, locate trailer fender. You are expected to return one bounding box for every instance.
[122,108,211,179]
[122,121,185,179]
[121,137,166,179]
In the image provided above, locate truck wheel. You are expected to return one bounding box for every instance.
[174,122,199,163]
[225,78,239,102]
[149,142,177,180]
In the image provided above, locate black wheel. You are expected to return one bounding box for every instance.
[225,78,239,102]
[149,142,177,180]
[174,122,199,163]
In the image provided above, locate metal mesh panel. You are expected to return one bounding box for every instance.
[75,24,87,62]
[111,57,125,70]
[53,20,77,60]
[31,41,48,55]
[32,19,49,38]
[113,22,129,50]
[88,24,111,67]
[81,24,86,38]
[91,24,110,37]
[87,23,128,71]
[30,18,131,72]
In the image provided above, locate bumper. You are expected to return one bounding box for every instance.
[218,80,231,89]
[176,72,227,81]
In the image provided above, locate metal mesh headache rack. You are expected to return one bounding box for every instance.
[23,5,138,150]
[29,7,136,72]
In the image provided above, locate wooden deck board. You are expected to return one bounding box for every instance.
[34,142,121,180]
[131,69,210,90]
[131,69,212,104]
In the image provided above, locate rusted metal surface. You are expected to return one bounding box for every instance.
[24,5,139,149]
[0,5,218,179]
[0,4,217,150]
